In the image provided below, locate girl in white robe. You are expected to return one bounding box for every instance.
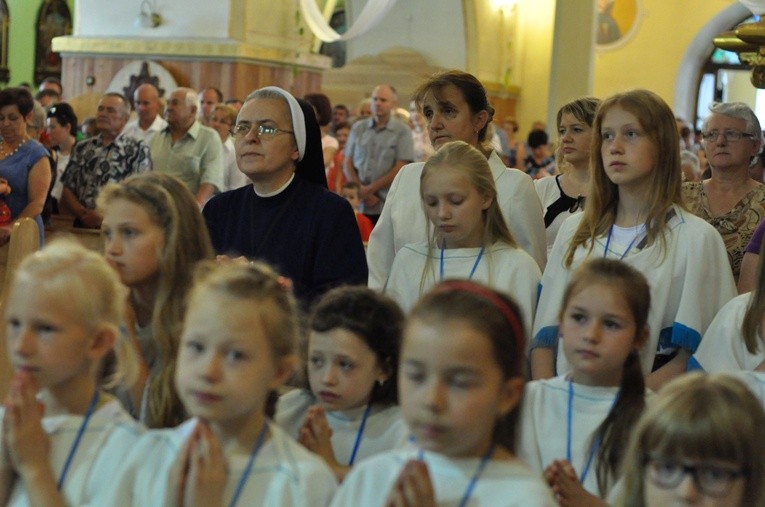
[691,236,765,372]
[384,141,540,335]
[0,241,144,507]
[519,259,650,503]
[367,70,546,289]
[333,281,556,506]
[104,262,337,507]
[275,286,408,481]
[530,89,735,389]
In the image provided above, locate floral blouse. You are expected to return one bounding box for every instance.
[682,181,765,282]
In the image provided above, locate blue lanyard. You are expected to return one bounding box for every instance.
[416,443,495,507]
[348,402,373,466]
[57,390,100,490]
[440,242,485,281]
[228,421,269,507]
[603,225,641,260]
[566,381,618,485]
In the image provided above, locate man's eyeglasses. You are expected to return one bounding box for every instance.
[645,456,744,497]
[701,130,756,143]
[230,123,294,139]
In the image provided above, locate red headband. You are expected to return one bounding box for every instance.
[434,280,525,376]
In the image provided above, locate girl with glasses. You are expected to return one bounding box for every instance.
[617,372,765,507]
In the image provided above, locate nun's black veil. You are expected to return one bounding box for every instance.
[295,98,329,189]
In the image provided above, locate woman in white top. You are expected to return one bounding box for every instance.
[209,104,249,191]
[367,70,546,288]
[535,97,600,255]
[45,102,78,206]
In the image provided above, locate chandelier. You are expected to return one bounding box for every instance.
[713,1,765,87]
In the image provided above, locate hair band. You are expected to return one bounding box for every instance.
[435,280,525,375]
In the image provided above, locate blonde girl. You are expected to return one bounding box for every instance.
[98,172,214,429]
[519,259,649,503]
[106,261,337,506]
[384,141,540,331]
[531,89,736,389]
[275,286,408,481]
[691,233,765,372]
[618,373,765,507]
[367,70,547,290]
[333,280,556,506]
[535,97,600,254]
[0,240,142,506]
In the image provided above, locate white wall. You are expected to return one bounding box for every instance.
[74,0,231,38]
[345,0,466,69]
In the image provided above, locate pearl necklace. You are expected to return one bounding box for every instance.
[0,138,28,159]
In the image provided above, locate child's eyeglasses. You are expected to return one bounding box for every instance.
[644,456,744,497]
[230,123,294,139]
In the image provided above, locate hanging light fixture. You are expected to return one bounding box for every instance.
[713,1,765,87]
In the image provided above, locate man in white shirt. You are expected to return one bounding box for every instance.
[123,83,167,142]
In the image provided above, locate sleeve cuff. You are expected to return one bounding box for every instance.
[530,325,560,351]
[670,322,703,352]
[686,355,705,372]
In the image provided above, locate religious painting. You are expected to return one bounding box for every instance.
[34,0,72,85]
[0,0,8,83]
[596,0,640,50]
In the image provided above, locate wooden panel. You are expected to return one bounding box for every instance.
[61,55,324,103]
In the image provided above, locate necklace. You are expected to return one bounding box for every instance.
[57,390,100,489]
[228,421,269,507]
[0,137,28,159]
[417,443,495,507]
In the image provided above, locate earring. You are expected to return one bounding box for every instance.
[377,379,385,387]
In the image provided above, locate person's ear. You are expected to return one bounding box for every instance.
[472,110,489,134]
[496,377,524,418]
[270,354,298,390]
[87,326,117,361]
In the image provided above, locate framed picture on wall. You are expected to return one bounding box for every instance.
[34,0,72,85]
[596,0,641,50]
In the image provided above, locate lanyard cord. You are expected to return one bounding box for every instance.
[603,225,642,260]
[348,401,373,466]
[57,390,100,490]
[439,240,485,281]
[228,421,269,507]
[416,443,495,507]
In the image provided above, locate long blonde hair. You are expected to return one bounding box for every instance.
[97,173,214,428]
[564,89,684,267]
[418,141,516,293]
[7,240,138,389]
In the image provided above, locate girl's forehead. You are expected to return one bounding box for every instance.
[403,318,497,364]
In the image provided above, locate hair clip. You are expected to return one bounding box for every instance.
[277,276,292,291]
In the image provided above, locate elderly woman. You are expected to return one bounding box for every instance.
[208,103,248,191]
[683,102,765,283]
[0,87,52,244]
[202,86,368,306]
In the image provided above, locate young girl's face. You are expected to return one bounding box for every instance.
[600,106,657,192]
[176,291,292,431]
[643,455,746,507]
[400,317,521,458]
[422,166,491,249]
[5,279,99,394]
[102,198,164,289]
[307,328,388,413]
[558,112,592,168]
[560,282,643,386]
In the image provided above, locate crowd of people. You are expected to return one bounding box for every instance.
[0,71,764,506]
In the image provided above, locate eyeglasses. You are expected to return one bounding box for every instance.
[645,456,744,497]
[701,130,756,143]
[230,123,294,139]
